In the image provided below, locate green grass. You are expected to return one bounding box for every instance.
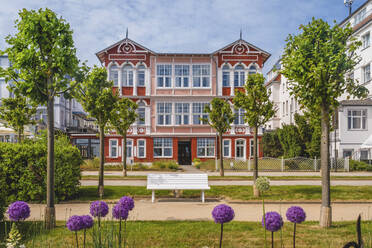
[76,185,372,202]
[4,220,372,248]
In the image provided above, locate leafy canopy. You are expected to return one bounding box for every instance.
[233,73,276,128]
[281,18,368,114]
[204,98,235,134]
[110,97,138,136]
[0,8,80,104]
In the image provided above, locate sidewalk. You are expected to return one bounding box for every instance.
[27,200,372,222]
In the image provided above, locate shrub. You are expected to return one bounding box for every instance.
[193,158,202,169]
[152,160,179,171]
[350,160,372,171]
[81,157,100,170]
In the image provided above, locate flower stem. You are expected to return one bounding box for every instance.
[219,223,224,248]
[271,231,274,248]
[124,219,127,248]
[83,229,86,248]
[98,216,101,247]
[119,218,122,248]
[293,222,296,248]
[75,231,79,248]
[263,195,267,248]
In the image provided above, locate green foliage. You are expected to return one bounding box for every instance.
[0,134,82,204]
[204,98,235,135]
[277,124,303,158]
[152,160,179,171]
[262,130,283,157]
[110,97,138,136]
[349,160,372,172]
[6,223,23,248]
[193,158,202,169]
[0,93,37,142]
[82,158,101,169]
[294,113,321,157]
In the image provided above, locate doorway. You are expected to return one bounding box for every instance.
[178,141,191,165]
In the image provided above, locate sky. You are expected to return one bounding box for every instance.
[0,0,367,75]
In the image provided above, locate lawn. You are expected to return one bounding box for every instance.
[2,220,371,248]
[77,185,372,202]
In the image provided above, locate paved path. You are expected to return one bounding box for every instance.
[82,170,372,177]
[80,179,372,186]
[27,200,372,222]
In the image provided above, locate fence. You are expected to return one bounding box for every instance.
[215,157,349,172]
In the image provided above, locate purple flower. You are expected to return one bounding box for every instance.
[7,201,30,221]
[262,212,283,232]
[286,206,306,224]
[212,204,235,224]
[119,196,134,211]
[112,203,129,220]
[81,215,94,229]
[90,201,109,218]
[66,215,84,231]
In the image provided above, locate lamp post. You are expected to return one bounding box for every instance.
[344,0,354,16]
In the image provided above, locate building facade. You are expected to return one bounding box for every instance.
[70,38,271,164]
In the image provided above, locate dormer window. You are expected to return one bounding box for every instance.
[137,65,146,87]
[122,65,133,86]
[222,65,230,87]
[234,65,245,87]
[109,64,119,87]
[354,8,366,25]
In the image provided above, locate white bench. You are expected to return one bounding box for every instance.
[147,174,210,203]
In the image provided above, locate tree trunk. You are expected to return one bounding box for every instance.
[98,125,105,198]
[123,132,127,177]
[45,96,55,229]
[253,125,260,197]
[320,107,332,228]
[18,128,22,143]
[219,132,224,177]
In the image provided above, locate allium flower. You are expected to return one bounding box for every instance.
[7,201,30,221]
[286,206,306,224]
[119,196,134,211]
[262,212,283,232]
[255,177,270,192]
[81,215,94,229]
[212,204,235,224]
[90,201,109,218]
[66,215,84,231]
[112,203,129,220]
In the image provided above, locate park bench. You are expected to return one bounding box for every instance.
[147,173,210,203]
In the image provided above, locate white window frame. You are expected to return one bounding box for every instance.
[234,65,245,87]
[363,64,371,83]
[354,8,366,25]
[362,32,370,50]
[137,65,146,87]
[125,139,133,158]
[197,138,215,157]
[192,103,209,125]
[192,64,211,88]
[157,64,172,88]
[137,139,146,158]
[222,65,230,87]
[153,138,173,158]
[137,104,146,125]
[109,139,119,158]
[109,64,119,87]
[175,103,190,125]
[234,108,245,125]
[235,139,246,160]
[122,65,134,86]
[223,139,231,158]
[175,65,190,88]
[248,65,257,75]
[347,109,367,130]
[157,102,172,126]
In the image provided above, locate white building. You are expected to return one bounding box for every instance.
[266,0,372,160]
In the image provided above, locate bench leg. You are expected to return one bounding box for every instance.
[201,190,205,203]
[152,190,155,203]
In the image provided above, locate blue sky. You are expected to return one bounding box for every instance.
[0,0,367,74]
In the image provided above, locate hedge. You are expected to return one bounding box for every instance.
[0,134,82,220]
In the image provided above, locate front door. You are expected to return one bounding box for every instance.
[178,141,191,165]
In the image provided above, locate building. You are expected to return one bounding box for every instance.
[266,0,372,160]
[70,37,271,164]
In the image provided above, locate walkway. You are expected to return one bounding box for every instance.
[27,200,372,222]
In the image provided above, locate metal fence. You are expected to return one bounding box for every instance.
[216,157,349,172]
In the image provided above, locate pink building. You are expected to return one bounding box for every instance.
[71,37,271,165]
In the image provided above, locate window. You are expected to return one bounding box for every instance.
[363,64,371,83]
[192,103,209,125]
[153,138,172,157]
[157,65,172,87]
[362,32,370,49]
[343,149,353,158]
[354,8,366,25]
[193,65,210,87]
[109,139,118,158]
[137,65,145,86]
[282,102,285,117]
[137,103,146,125]
[157,103,172,125]
[222,65,230,87]
[0,79,4,98]
[197,138,215,157]
[138,139,146,158]
[109,65,119,87]
[122,65,133,86]
[234,108,245,125]
[286,101,288,115]
[223,139,231,157]
[126,139,133,158]
[175,65,190,87]
[250,139,254,157]
[236,139,246,159]
[175,103,190,125]
[348,110,367,130]
[248,65,257,75]
[0,57,9,67]
[361,150,369,160]
[234,65,245,87]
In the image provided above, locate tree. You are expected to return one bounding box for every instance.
[204,98,235,176]
[277,124,303,157]
[75,66,116,197]
[109,97,138,177]
[294,113,321,158]
[0,93,37,143]
[0,8,81,229]
[234,73,276,196]
[262,130,283,158]
[281,18,368,227]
